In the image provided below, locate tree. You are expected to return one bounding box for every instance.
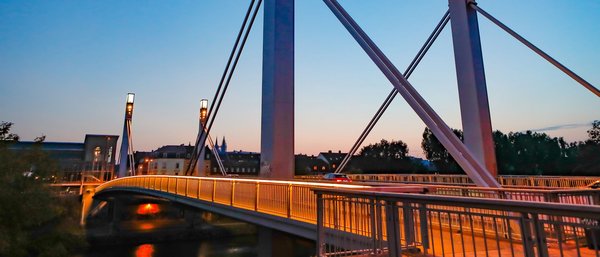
[359,139,408,160]
[506,131,567,175]
[588,120,600,144]
[0,121,19,142]
[493,130,516,174]
[572,120,600,175]
[357,139,416,173]
[421,127,463,173]
[0,123,86,257]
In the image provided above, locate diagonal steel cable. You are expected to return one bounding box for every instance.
[335,11,450,173]
[188,0,262,175]
[187,0,258,175]
[324,0,500,187]
[470,3,599,97]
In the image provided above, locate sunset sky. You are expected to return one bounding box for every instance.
[1,0,599,158]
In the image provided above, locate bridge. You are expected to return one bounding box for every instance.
[86,175,600,256]
[80,0,600,256]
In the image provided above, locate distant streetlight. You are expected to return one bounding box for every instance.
[126,93,135,119]
[146,159,153,175]
[199,99,208,124]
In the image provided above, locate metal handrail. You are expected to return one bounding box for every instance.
[297,174,600,188]
[94,175,370,223]
[314,187,600,257]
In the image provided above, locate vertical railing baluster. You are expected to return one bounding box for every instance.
[255,182,260,211]
[231,180,235,206]
[385,200,401,257]
[519,212,535,257]
[419,203,430,253]
[532,213,549,257]
[316,193,324,257]
[287,183,292,218]
[370,198,377,254]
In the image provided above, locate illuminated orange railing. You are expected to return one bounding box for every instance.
[94,175,370,224]
[298,174,600,188]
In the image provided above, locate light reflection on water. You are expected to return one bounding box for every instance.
[135,244,154,257]
[85,236,258,257]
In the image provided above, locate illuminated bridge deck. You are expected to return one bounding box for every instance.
[88,175,600,257]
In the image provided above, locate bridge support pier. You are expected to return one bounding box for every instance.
[448,0,497,177]
[260,0,295,179]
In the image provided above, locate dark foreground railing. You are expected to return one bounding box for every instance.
[314,188,600,257]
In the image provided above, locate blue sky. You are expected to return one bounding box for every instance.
[1,0,599,158]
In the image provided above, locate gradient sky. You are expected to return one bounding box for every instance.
[1,0,599,158]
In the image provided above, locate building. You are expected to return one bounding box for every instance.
[206,149,260,176]
[136,144,194,176]
[8,134,119,181]
[317,150,347,172]
[295,154,329,174]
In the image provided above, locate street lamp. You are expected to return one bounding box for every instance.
[126,93,135,119]
[145,158,153,175]
[199,99,208,124]
[118,92,135,178]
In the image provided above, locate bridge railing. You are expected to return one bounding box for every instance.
[430,186,600,206]
[314,188,600,257]
[94,175,370,224]
[297,174,600,188]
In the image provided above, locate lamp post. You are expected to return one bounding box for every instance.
[195,99,209,176]
[200,99,208,123]
[117,93,135,178]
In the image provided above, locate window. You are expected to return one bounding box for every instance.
[107,147,113,163]
[162,162,167,169]
[175,163,180,169]
[93,147,101,162]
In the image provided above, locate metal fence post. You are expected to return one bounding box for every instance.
[419,203,430,253]
[316,193,325,257]
[532,214,549,257]
[370,198,378,254]
[212,180,216,202]
[385,200,401,257]
[255,182,260,211]
[231,180,236,206]
[402,201,415,247]
[287,184,292,218]
[519,212,536,257]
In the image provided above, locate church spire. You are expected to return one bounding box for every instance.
[221,137,227,154]
[214,137,220,153]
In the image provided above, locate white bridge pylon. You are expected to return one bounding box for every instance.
[261,0,598,187]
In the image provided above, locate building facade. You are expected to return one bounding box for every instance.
[8,134,119,182]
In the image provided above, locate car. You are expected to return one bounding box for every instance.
[323,173,352,182]
[587,180,600,189]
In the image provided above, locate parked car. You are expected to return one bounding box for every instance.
[323,173,352,182]
[587,180,600,189]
